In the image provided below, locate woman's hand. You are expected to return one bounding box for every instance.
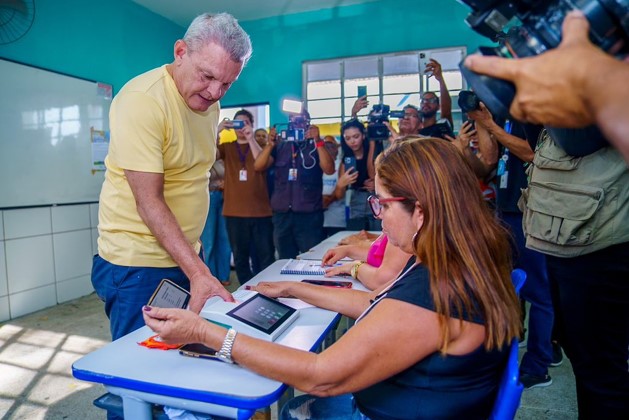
[248,281,294,298]
[142,306,207,345]
[322,245,351,265]
[337,166,358,189]
[218,118,234,133]
[363,178,375,191]
[446,120,476,153]
[325,262,353,277]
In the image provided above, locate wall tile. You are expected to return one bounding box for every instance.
[9,285,56,319]
[0,241,7,297]
[0,296,9,322]
[53,230,93,281]
[3,208,52,240]
[51,205,90,233]
[89,203,99,228]
[56,275,94,304]
[6,236,55,294]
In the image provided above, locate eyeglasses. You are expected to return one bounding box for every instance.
[421,97,439,105]
[367,194,407,218]
[403,112,420,119]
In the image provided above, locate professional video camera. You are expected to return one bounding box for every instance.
[277,99,309,143]
[367,104,405,140]
[458,0,629,119]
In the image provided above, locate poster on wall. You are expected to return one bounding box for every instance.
[91,127,109,172]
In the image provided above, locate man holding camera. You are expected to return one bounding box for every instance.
[254,112,335,259]
[464,10,629,418]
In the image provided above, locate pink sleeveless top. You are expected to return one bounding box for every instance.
[366,234,388,268]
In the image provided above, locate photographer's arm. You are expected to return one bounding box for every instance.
[253,128,276,171]
[469,104,534,162]
[463,11,629,162]
[309,125,335,175]
[429,59,453,126]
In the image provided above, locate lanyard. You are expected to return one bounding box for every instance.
[290,143,297,169]
[236,142,250,169]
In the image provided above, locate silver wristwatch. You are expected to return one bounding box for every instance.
[216,328,237,364]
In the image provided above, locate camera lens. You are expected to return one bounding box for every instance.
[458,90,481,113]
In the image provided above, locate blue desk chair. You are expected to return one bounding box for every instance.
[489,268,527,420]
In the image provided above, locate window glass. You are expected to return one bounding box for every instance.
[304,48,466,124]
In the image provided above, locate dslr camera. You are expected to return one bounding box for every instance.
[367,104,405,140]
[458,0,629,119]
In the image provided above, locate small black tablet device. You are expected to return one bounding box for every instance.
[179,343,219,360]
[226,294,297,336]
[147,279,190,309]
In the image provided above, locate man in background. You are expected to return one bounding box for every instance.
[93,13,251,342]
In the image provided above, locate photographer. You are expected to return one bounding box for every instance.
[463,10,629,163]
[254,111,335,259]
[462,8,629,418]
[333,119,380,231]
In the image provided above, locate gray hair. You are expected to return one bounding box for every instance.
[184,13,252,65]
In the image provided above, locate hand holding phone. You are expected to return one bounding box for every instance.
[147,279,190,309]
[231,120,245,129]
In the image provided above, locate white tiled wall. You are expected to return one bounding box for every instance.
[0,203,98,321]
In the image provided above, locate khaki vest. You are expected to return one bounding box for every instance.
[518,130,629,258]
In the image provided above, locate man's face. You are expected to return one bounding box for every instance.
[172,40,244,112]
[398,107,422,134]
[255,129,268,144]
[420,94,439,119]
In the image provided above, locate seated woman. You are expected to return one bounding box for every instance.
[143,137,521,419]
[322,233,412,290]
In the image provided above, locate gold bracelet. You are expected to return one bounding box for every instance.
[351,261,365,279]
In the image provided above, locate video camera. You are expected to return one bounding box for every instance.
[277,99,310,143]
[367,104,405,140]
[458,0,629,119]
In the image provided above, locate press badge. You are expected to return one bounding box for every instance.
[239,169,247,181]
[288,168,298,181]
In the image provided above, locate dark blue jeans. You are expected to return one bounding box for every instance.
[200,190,232,282]
[502,212,553,377]
[91,255,190,341]
[546,242,629,419]
[272,210,324,259]
[225,216,275,283]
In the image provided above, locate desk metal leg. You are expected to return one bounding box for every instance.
[122,395,153,420]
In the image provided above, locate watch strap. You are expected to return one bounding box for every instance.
[217,328,237,364]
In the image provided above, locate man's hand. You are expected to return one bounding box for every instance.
[307,124,321,141]
[463,11,601,128]
[188,273,234,314]
[426,59,444,81]
[267,127,278,147]
[446,120,476,153]
[467,102,495,129]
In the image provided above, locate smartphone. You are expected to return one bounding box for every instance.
[147,279,190,309]
[301,279,353,288]
[357,85,367,98]
[343,156,357,174]
[179,343,219,360]
[232,120,245,129]
[419,52,432,77]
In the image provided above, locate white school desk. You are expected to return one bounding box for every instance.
[296,230,382,260]
[72,260,367,419]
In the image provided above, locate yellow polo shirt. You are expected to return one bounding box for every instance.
[98,65,218,267]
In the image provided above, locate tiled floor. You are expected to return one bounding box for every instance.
[0,282,577,419]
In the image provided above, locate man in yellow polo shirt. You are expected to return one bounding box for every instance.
[93,13,250,341]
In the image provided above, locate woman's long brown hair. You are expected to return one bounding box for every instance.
[377,137,520,352]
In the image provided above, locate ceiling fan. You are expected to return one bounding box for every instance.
[0,0,35,45]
